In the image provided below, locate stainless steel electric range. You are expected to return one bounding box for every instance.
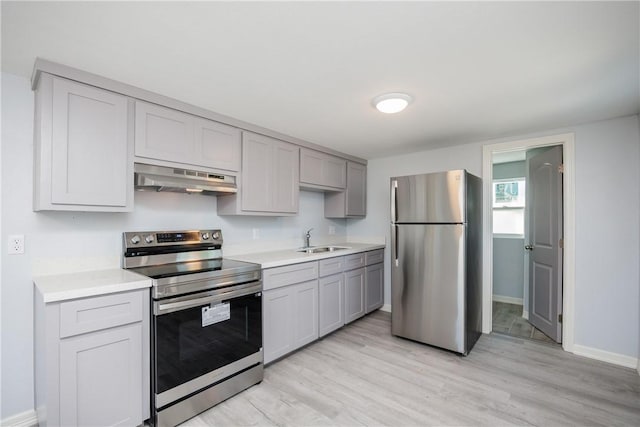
[122,229,263,427]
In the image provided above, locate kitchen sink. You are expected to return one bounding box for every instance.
[296,246,350,254]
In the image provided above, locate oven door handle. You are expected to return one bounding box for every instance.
[155,282,262,315]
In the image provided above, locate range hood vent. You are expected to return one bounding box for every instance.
[134,163,237,196]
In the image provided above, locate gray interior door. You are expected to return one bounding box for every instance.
[526,145,563,342]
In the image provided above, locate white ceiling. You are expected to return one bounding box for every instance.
[2,1,638,160]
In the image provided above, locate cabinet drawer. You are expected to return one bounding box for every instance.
[263,261,318,291]
[319,256,344,277]
[59,291,143,338]
[343,253,366,271]
[365,249,384,266]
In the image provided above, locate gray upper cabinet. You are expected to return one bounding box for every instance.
[299,148,346,190]
[33,74,133,212]
[218,132,299,215]
[134,101,241,172]
[31,61,367,215]
[324,161,367,218]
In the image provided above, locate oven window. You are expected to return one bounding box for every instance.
[154,292,261,394]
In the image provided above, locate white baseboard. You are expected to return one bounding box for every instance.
[522,309,529,320]
[1,409,38,427]
[492,295,523,305]
[573,344,638,369]
[380,303,391,313]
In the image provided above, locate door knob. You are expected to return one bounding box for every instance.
[525,244,534,251]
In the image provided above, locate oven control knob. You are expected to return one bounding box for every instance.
[212,231,221,240]
[201,232,210,240]
[145,235,155,244]
[130,235,141,245]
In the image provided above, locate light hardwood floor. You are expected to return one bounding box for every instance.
[186,311,640,426]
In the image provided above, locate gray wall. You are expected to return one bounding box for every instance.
[0,73,351,419]
[348,114,640,362]
[492,161,526,301]
[492,238,524,300]
[493,161,525,180]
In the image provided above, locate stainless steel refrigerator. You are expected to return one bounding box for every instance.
[390,170,482,355]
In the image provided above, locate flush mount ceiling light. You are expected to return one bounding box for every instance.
[373,92,413,114]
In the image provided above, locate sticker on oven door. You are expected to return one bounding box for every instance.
[202,302,230,327]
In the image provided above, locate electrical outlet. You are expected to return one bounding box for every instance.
[8,235,25,255]
[252,228,260,240]
[329,226,336,235]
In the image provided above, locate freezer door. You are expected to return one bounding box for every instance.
[391,170,465,223]
[391,223,466,353]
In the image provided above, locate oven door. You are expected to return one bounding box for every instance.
[152,281,262,408]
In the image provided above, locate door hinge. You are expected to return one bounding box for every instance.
[558,314,563,323]
[558,164,565,173]
[559,238,564,249]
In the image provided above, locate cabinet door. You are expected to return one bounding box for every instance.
[263,287,294,364]
[344,268,365,324]
[134,101,195,165]
[319,274,344,337]
[241,132,273,212]
[59,323,142,427]
[50,77,129,207]
[293,280,319,348]
[272,140,299,213]
[366,263,384,313]
[346,162,367,216]
[300,148,346,190]
[325,156,347,189]
[194,117,241,172]
[299,148,324,185]
[135,101,241,172]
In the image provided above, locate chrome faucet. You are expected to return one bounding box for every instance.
[304,228,313,248]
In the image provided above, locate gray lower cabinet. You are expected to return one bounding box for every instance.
[365,263,384,313]
[344,268,366,324]
[35,289,149,427]
[365,249,385,313]
[262,248,383,363]
[263,280,318,364]
[318,273,345,337]
[59,323,142,426]
[33,74,133,212]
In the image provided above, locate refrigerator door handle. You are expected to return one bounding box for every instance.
[393,224,399,267]
[391,179,398,223]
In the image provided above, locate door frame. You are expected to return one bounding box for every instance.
[482,133,575,353]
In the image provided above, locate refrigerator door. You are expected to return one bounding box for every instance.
[391,170,466,224]
[391,223,466,353]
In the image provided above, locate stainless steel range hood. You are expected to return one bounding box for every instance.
[134,163,237,195]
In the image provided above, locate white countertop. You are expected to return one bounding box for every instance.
[226,242,386,269]
[34,268,152,303]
